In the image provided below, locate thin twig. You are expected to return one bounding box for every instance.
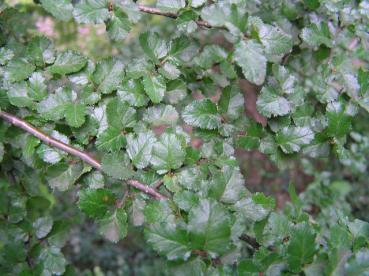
[138,4,212,28]
[0,111,167,200]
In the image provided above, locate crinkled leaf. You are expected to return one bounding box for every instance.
[150,133,185,174]
[257,86,291,118]
[40,0,73,21]
[234,40,266,85]
[143,74,166,103]
[188,199,231,257]
[78,188,116,218]
[101,152,134,180]
[276,126,314,153]
[98,208,128,243]
[126,131,157,169]
[182,99,221,130]
[48,50,87,75]
[73,0,110,24]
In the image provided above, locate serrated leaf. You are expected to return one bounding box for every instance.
[258,24,292,56]
[143,104,179,126]
[139,32,168,63]
[106,99,136,129]
[143,74,166,103]
[37,87,71,121]
[26,36,55,66]
[117,79,149,107]
[208,165,247,204]
[126,131,157,169]
[276,126,314,153]
[39,246,66,275]
[256,86,291,118]
[33,216,53,239]
[48,50,87,75]
[0,47,14,65]
[101,152,134,180]
[150,133,185,174]
[182,99,221,129]
[107,8,131,41]
[301,23,332,48]
[40,0,73,22]
[218,85,244,121]
[145,223,191,261]
[96,127,126,152]
[156,0,185,13]
[73,0,110,24]
[345,249,369,276]
[7,82,33,108]
[287,222,317,273]
[78,188,116,218]
[28,72,47,101]
[64,103,86,127]
[46,162,85,191]
[234,40,266,85]
[4,58,35,82]
[92,58,125,94]
[188,199,231,257]
[98,208,128,243]
[326,101,352,138]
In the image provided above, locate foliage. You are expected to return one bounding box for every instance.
[0,0,369,275]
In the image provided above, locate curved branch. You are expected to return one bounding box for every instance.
[0,111,167,200]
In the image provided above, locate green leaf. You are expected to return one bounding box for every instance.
[234,40,266,85]
[326,101,352,138]
[258,24,292,57]
[234,196,272,222]
[275,126,314,153]
[48,50,87,75]
[37,87,71,121]
[126,131,157,169]
[46,162,85,191]
[39,246,66,275]
[256,86,291,118]
[73,0,110,24]
[345,249,369,276]
[159,62,181,80]
[173,190,199,212]
[96,127,126,152]
[287,222,317,273]
[139,32,168,63]
[117,79,149,107]
[92,58,125,94]
[0,143,4,162]
[98,208,128,243]
[143,104,179,126]
[78,188,116,218]
[7,82,33,108]
[107,8,131,41]
[156,0,185,13]
[301,23,332,48]
[26,36,55,66]
[218,85,244,121]
[101,152,134,180]
[4,58,35,82]
[40,0,73,21]
[151,133,185,174]
[188,199,231,257]
[106,99,136,129]
[28,72,47,101]
[143,74,166,103]
[182,99,221,130]
[145,223,191,261]
[64,103,86,127]
[208,165,247,204]
[33,216,53,239]
[190,0,206,8]
[0,47,14,65]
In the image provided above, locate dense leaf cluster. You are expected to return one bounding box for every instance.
[0,0,368,275]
